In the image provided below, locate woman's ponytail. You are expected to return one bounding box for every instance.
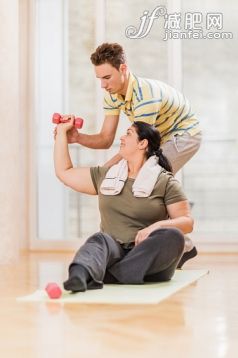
[154,148,172,172]
[132,121,173,173]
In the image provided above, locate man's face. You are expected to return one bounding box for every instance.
[94,63,127,95]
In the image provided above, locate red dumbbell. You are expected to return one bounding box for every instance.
[45,282,62,299]
[52,112,84,129]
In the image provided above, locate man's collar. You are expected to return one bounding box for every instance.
[125,72,135,102]
[116,72,135,102]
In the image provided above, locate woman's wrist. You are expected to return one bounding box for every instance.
[149,222,161,232]
[56,129,67,139]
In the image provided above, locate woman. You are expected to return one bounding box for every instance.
[54,118,194,292]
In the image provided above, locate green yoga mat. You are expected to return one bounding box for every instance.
[17,270,208,304]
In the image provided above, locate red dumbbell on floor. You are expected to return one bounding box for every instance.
[52,112,84,129]
[45,282,62,299]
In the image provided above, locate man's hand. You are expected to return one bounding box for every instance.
[66,126,80,143]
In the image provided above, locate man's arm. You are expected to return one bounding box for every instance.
[103,153,122,167]
[54,114,119,149]
[71,114,120,149]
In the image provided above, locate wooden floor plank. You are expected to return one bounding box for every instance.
[0,252,237,358]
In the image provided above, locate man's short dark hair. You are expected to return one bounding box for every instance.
[90,43,126,70]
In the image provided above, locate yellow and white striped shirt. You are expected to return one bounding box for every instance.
[103,72,200,143]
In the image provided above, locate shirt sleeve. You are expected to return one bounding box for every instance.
[164,176,187,205]
[103,93,121,116]
[133,98,162,125]
[90,166,109,194]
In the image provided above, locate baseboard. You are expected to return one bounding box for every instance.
[196,242,238,253]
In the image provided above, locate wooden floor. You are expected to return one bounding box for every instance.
[0,252,237,358]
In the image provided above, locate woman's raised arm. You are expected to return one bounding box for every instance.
[54,117,96,195]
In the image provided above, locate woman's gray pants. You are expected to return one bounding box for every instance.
[69,228,185,290]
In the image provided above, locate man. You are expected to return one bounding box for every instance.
[60,42,201,266]
[65,43,201,172]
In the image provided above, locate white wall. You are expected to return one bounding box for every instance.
[34,0,238,252]
[0,0,21,263]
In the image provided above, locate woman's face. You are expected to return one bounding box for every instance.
[119,126,145,159]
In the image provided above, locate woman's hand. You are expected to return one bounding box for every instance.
[135,226,155,246]
[54,125,80,144]
[54,115,75,138]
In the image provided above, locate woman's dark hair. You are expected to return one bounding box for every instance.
[90,43,126,70]
[132,121,173,172]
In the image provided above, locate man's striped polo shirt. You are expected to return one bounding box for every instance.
[103,72,200,144]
